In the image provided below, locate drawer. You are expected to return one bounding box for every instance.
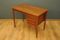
[27,20,37,25]
[27,21,37,27]
[26,14,37,20]
[26,18,38,22]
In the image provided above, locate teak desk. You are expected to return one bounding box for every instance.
[12,3,48,38]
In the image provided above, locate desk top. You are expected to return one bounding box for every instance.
[12,3,48,16]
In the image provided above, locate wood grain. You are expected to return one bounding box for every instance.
[0,19,60,40]
[13,4,48,16]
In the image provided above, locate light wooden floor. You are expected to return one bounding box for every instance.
[0,19,60,40]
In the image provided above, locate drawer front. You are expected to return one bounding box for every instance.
[26,18,38,22]
[27,21,37,28]
[26,14,37,20]
[27,20,37,26]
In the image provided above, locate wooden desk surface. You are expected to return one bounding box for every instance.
[13,3,48,16]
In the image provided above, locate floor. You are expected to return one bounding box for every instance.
[0,19,60,40]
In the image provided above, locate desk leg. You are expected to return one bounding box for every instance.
[12,9,16,27]
[35,25,38,38]
[36,27,38,38]
[43,14,46,30]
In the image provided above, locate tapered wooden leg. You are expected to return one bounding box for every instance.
[43,14,46,30]
[43,19,46,30]
[36,27,38,38]
[35,25,38,38]
[12,9,16,27]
